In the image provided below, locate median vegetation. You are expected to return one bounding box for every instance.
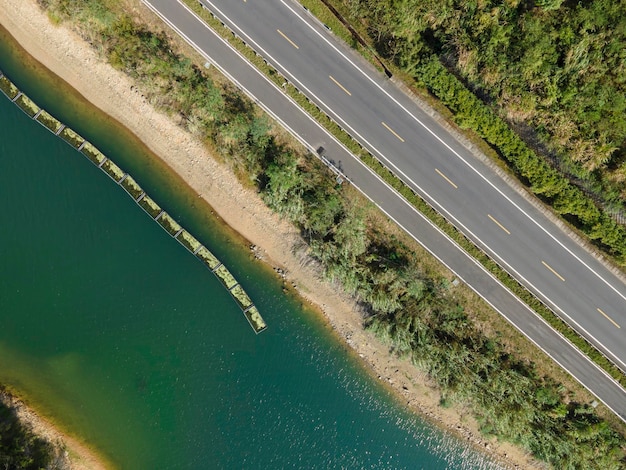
[33,0,626,467]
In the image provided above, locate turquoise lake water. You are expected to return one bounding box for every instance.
[0,30,501,469]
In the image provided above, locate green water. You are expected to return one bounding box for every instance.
[0,32,501,469]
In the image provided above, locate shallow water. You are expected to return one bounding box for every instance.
[0,29,501,469]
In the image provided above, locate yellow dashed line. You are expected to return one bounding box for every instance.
[329,75,352,96]
[597,308,621,329]
[434,168,458,189]
[487,214,511,235]
[277,29,299,49]
[381,121,404,142]
[542,261,565,282]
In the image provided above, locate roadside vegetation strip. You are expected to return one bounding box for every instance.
[26,2,626,464]
[0,69,264,334]
[337,0,626,229]
[295,0,380,69]
[182,0,626,387]
[310,0,626,265]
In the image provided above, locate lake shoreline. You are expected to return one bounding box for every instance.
[0,0,535,468]
[0,387,111,470]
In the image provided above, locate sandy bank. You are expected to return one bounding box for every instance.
[0,388,108,470]
[0,0,538,468]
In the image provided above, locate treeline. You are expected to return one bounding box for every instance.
[0,389,66,469]
[35,0,626,467]
[332,0,626,262]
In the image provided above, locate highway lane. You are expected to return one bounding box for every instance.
[193,0,626,373]
[140,0,626,420]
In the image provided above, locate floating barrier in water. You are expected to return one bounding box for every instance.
[14,92,39,117]
[0,68,266,334]
[0,74,18,100]
[36,109,63,134]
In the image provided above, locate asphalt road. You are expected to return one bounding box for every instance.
[141,0,626,420]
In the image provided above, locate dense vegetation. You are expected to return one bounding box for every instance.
[331,0,626,262]
[33,0,626,467]
[182,0,626,388]
[0,390,65,469]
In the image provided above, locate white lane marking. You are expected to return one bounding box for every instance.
[146,0,626,375]
[276,0,626,304]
